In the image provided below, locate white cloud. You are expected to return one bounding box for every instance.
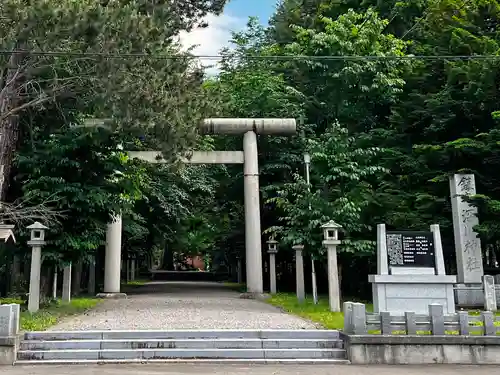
[178,14,245,75]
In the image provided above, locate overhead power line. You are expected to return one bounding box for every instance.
[0,50,499,61]
[402,0,474,39]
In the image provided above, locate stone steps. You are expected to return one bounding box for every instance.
[20,338,344,350]
[16,330,348,365]
[15,358,350,365]
[23,329,341,340]
[18,348,346,360]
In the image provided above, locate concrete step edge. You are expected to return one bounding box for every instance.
[21,338,343,344]
[24,330,341,340]
[14,358,351,365]
[19,338,345,351]
[25,329,339,335]
[18,348,346,353]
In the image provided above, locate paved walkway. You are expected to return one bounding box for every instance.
[48,281,317,331]
[3,364,500,375]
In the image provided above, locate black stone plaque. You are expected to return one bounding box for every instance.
[386,231,435,268]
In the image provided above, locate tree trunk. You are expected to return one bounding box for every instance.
[72,261,83,296]
[87,258,96,296]
[0,50,23,205]
[10,255,20,293]
[162,239,175,270]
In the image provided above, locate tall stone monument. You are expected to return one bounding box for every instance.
[450,174,484,283]
[450,174,499,307]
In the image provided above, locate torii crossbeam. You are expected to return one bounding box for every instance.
[101,118,296,296]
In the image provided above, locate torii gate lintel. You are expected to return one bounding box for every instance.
[101,118,296,296]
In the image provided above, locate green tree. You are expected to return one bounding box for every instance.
[0,0,229,204]
[14,125,136,263]
[279,8,411,133]
[267,121,387,255]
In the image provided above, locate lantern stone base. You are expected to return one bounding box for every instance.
[96,293,127,299]
[454,283,500,308]
[239,292,271,301]
[0,336,20,366]
[369,274,456,315]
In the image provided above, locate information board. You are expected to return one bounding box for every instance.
[386,231,435,268]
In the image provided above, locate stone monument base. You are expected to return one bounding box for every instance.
[96,293,127,299]
[239,292,271,301]
[369,274,456,315]
[454,283,500,308]
[0,336,19,365]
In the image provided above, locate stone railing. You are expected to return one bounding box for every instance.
[342,302,500,365]
[0,304,21,365]
[343,301,500,335]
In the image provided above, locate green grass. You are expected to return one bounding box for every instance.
[19,298,100,331]
[467,309,500,316]
[267,293,373,329]
[0,297,24,305]
[123,279,150,287]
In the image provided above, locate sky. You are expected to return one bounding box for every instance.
[178,0,277,74]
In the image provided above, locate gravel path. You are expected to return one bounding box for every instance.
[48,281,317,331]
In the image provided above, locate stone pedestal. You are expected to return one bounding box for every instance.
[326,245,341,312]
[268,249,277,294]
[370,274,456,315]
[454,283,500,308]
[27,246,42,313]
[370,223,456,315]
[96,292,127,299]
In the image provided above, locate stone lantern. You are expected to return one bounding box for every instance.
[27,222,47,243]
[322,220,342,243]
[322,220,342,312]
[26,222,48,313]
[267,237,278,254]
[266,237,278,294]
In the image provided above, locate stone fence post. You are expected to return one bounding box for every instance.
[343,301,499,336]
[483,275,497,312]
[343,302,367,334]
[0,304,21,365]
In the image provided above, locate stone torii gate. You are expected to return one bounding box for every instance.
[100,118,296,297]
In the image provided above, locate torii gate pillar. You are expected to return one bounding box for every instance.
[101,118,296,296]
[201,119,296,294]
[242,130,262,293]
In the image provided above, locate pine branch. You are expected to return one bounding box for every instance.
[0,195,66,226]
